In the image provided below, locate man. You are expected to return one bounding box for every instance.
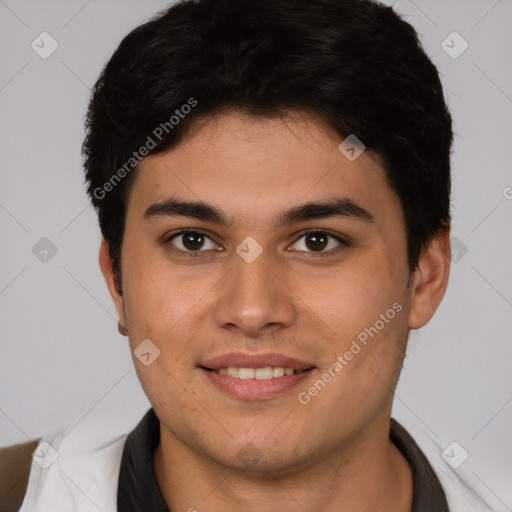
[1,0,495,511]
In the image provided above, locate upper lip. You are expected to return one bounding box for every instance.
[200,352,316,371]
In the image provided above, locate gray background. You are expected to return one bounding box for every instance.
[1,0,511,509]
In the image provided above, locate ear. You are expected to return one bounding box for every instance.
[408,228,451,329]
[99,238,127,328]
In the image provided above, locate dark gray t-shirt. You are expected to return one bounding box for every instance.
[117,408,449,511]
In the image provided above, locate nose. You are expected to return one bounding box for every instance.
[212,247,297,339]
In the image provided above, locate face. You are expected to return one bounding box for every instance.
[101,111,450,474]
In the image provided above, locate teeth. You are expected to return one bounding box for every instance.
[255,367,272,380]
[214,366,299,380]
[272,367,285,377]
[239,368,255,380]
[226,367,239,378]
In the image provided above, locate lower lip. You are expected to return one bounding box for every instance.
[199,368,315,400]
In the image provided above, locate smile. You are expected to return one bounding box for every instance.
[207,366,311,380]
[199,365,316,400]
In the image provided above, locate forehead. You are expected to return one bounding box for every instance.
[127,111,401,228]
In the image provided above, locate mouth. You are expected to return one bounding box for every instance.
[200,366,314,379]
[198,352,317,400]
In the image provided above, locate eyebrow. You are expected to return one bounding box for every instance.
[143,196,374,227]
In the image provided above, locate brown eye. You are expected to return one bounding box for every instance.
[290,230,349,255]
[168,231,217,252]
[304,232,329,251]
[182,232,205,250]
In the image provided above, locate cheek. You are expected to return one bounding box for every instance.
[120,251,191,335]
[302,260,403,335]
[120,251,219,380]
[300,256,409,389]
[306,302,409,419]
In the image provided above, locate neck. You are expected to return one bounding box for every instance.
[154,415,413,512]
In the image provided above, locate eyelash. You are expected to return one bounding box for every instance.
[163,229,350,258]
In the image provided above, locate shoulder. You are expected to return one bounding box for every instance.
[0,439,40,512]
[396,417,497,512]
[10,421,129,512]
